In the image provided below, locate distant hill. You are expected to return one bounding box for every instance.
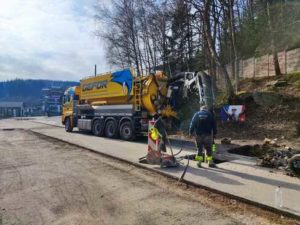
[0,79,79,104]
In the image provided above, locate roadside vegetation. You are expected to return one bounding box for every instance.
[95,0,300,97]
[95,1,300,146]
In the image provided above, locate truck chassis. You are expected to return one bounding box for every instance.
[63,104,148,141]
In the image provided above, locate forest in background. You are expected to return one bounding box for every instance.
[96,0,300,96]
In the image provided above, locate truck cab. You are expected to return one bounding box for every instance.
[62,86,80,132]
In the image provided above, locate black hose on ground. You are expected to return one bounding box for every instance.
[139,117,192,180]
[164,130,191,182]
[178,156,190,183]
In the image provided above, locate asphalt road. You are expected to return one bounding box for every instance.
[0,126,298,225]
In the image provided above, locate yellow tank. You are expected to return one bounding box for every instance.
[79,68,171,115]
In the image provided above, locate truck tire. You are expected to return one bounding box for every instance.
[65,118,73,132]
[92,119,104,137]
[105,120,118,138]
[119,121,135,141]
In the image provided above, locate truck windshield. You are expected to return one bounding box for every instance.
[63,94,70,104]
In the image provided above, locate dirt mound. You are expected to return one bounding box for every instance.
[217,73,300,150]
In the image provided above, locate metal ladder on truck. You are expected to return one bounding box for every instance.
[134,79,142,111]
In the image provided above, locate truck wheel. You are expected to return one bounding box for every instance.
[119,121,135,141]
[92,119,104,137]
[65,118,73,132]
[105,120,118,138]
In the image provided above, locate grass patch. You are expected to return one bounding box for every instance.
[285,72,300,83]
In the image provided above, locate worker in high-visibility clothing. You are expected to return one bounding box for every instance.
[189,105,217,167]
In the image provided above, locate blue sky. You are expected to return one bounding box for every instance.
[0,0,110,81]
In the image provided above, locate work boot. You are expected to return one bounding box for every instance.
[197,161,202,168]
[195,155,203,162]
[206,156,216,167]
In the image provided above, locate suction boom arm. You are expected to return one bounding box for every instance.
[168,71,214,108]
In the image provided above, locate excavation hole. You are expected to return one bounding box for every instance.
[228,145,258,157]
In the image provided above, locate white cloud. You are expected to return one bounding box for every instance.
[0,0,111,81]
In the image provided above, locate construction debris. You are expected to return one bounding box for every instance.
[263,138,280,147]
[257,147,300,176]
[221,138,232,145]
[263,138,272,145]
[288,154,300,176]
[257,149,291,168]
[284,146,292,151]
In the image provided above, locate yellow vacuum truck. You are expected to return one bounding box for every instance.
[62,68,214,141]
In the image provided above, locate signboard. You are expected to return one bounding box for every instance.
[80,69,134,100]
[220,105,246,122]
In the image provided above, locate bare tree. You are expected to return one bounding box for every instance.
[95,0,299,89]
[190,0,234,96]
[266,0,282,76]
